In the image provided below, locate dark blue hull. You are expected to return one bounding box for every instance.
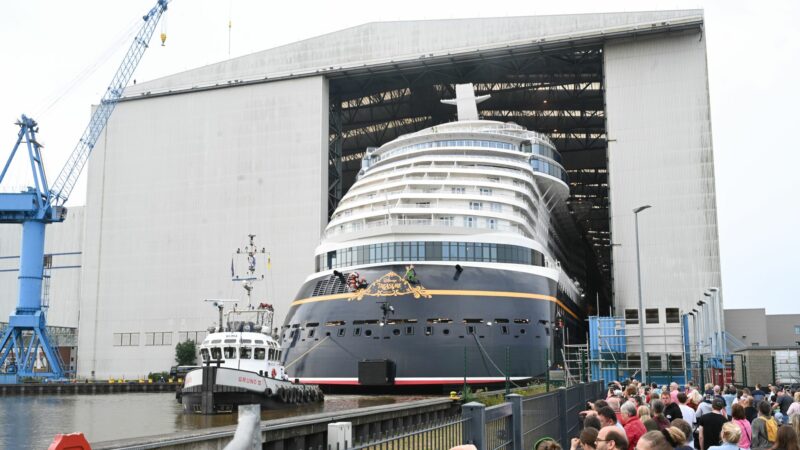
[280,264,584,388]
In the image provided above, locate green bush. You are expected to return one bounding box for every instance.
[175,340,197,366]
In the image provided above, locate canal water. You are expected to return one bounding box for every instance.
[0,393,429,449]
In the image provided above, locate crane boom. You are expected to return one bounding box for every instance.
[50,0,169,205]
[0,0,171,382]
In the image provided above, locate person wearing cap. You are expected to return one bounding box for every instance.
[697,398,729,450]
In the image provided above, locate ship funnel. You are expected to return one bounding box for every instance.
[441,83,490,121]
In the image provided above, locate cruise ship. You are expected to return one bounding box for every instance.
[281,84,586,389]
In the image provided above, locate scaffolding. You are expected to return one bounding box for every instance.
[587,316,687,384]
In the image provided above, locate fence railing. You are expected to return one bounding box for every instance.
[326,380,605,450]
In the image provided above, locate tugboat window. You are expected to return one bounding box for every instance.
[200,349,210,361]
[254,348,266,360]
[240,347,252,359]
[223,347,236,359]
[211,347,222,360]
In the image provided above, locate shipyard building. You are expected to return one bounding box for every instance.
[0,10,721,378]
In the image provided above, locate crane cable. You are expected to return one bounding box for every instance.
[33,15,143,118]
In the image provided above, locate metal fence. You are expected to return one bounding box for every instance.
[346,417,471,450]
[329,380,605,450]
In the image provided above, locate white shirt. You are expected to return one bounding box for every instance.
[680,404,697,424]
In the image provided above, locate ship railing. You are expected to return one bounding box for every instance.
[346,173,539,203]
[328,208,535,236]
[323,217,532,239]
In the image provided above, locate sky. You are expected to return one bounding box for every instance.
[0,0,797,314]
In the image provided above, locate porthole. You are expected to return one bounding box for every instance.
[392,329,400,336]
[520,328,526,334]
[365,329,373,337]
[443,329,450,335]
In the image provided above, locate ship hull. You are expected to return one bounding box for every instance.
[281,264,583,390]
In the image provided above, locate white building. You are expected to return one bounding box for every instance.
[0,10,721,378]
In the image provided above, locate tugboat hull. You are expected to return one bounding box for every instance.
[181,366,323,414]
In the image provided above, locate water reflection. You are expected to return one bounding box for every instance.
[0,393,427,449]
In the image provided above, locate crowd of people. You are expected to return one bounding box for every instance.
[537,380,800,450]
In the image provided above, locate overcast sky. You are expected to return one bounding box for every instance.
[1,0,797,314]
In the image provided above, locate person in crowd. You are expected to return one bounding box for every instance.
[785,392,800,419]
[598,406,625,431]
[571,427,599,450]
[698,398,729,450]
[636,430,673,450]
[672,419,695,450]
[753,385,767,404]
[708,421,742,450]
[723,386,737,416]
[608,397,623,424]
[745,396,760,423]
[732,404,753,450]
[697,395,714,419]
[669,383,680,403]
[769,425,799,450]
[621,401,647,450]
[639,405,652,422]
[663,426,693,450]
[644,419,661,432]
[704,384,714,396]
[662,391,684,422]
[585,415,603,431]
[536,438,563,450]
[679,392,697,425]
[752,400,779,450]
[596,426,629,450]
[776,389,794,424]
[790,416,800,443]
[651,399,671,430]
[688,390,703,410]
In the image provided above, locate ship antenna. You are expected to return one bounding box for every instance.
[440,83,490,121]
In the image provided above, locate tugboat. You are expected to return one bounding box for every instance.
[180,236,324,414]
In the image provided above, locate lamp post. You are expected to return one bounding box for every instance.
[633,204,651,384]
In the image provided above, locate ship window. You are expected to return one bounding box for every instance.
[307,329,315,338]
[513,319,530,324]
[467,326,475,334]
[393,329,400,336]
[211,339,222,344]
[337,328,346,337]
[463,319,483,324]
[425,326,433,336]
[305,322,319,328]
[443,329,451,335]
[501,326,509,335]
[240,347,252,359]
[200,349,210,361]
[354,327,361,336]
[488,219,497,230]
[224,338,237,343]
[365,329,373,337]
[240,339,251,344]
[520,328,527,334]
[268,349,274,359]
[645,308,659,324]
[224,347,236,359]
[470,201,483,210]
[427,318,452,324]
[479,188,492,196]
[405,326,414,335]
[325,320,346,326]
[494,318,509,323]
[255,340,264,344]
[254,348,266,360]
[464,217,476,228]
[625,309,639,325]
[211,347,222,360]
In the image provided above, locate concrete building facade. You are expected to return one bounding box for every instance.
[0,10,722,378]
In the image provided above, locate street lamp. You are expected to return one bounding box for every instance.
[633,204,651,384]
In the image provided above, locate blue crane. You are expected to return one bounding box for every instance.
[0,0,170,381]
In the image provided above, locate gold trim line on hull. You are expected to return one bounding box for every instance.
[290,289,580,320]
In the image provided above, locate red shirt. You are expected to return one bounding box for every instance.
[623,416,647,450]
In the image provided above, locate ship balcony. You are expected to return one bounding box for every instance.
[322,216,533,242]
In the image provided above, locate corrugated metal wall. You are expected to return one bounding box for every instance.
[604,30,721,353]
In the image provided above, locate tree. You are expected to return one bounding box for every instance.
[175,340,197,366]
